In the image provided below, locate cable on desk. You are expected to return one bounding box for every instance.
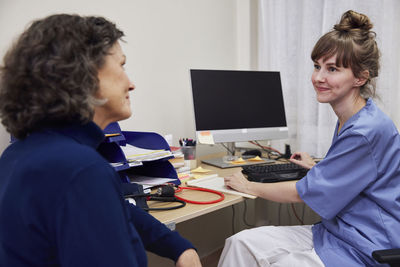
[220,143,235,155]
[174,186,225,204]
[125,185,187,211]
[249,140,283,158]
[144,197,186,211]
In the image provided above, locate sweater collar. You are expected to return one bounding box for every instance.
[47,121,105,149]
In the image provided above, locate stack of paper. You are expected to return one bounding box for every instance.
[129,174,176,190]
[110,162,125,168]
[120,143,172,162]
[169,152,185,169]
[187,174,256,199]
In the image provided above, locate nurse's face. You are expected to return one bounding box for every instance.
[93,42,135,129]
[311,54,359,106]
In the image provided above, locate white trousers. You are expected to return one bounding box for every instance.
[218,225,325,267]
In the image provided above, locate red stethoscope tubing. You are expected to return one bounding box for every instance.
[174,186,225,204]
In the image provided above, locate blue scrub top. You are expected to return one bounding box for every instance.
[297,98,400,266]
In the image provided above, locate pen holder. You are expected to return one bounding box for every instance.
[181,146,197,169]
[181,146,196,160]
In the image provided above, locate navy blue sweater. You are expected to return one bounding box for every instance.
[0,122,193,266]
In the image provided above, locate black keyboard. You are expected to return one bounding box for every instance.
[242,163,308,183]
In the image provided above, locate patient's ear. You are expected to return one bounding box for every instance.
[354,70,369,87]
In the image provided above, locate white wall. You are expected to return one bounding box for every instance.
[0,0,253,153]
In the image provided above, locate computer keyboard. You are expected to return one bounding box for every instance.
[242,162,308,183]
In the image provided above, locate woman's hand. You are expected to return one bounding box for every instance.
[224,171,251,194]
[289,152,316,169]
[176,249,202,267]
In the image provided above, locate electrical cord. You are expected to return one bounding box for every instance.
[125,185,186,211]
[291,203,304,225]
[278,203,282,225]
[232,200,256,234]
[242,199,256,228]
[221,143,235,155]
[249,140,283,158]
[125,184,225,212]
[144,197,186,211]
[231,205,236,235]
[124,184,176,199]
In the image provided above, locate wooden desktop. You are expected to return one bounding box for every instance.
[149,155,246,228]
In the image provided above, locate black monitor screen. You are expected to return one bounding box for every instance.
[190,69,287,131]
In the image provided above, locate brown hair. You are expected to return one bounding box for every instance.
[311,10,380,98]
[0,14,124,139]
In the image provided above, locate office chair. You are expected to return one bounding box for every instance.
[372,248,400,266]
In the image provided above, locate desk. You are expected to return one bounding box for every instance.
[147,155,321,266]
[149,157,244,228]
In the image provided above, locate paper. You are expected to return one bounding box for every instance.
[198,131,215,145]
[247,156,264,162]
[178,172,191,179]
[187,174,256,199]
[191,166,212,173]
[178,172,193,183]
[230,157,246,164]
[128,161,143,167]
[120,143,172,162]
[110,162,124,167]
[164,134,173,147]
[171,162,185,168]
[192,173,213,179]
[130,175,176,190]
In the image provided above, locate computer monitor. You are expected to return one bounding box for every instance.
[190,69,288,168]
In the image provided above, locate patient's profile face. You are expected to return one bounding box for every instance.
[94,42,135,127]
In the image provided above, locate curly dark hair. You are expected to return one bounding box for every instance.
[0,14,124,139]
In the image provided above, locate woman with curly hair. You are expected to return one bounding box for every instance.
[0,14,201,267]
[220,10,400,266]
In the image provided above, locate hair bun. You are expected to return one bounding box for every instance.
[334,10,373,33]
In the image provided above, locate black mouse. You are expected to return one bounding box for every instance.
[242,149,262,158]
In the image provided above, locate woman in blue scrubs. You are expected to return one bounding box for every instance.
[219,10,400,267]
[0,14,201,266]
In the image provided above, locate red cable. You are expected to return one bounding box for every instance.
[174,186,225,204]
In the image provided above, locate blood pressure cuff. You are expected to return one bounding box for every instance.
[120,182,149,211]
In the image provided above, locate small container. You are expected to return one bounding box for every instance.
[181,146,197,169]
[181,146,196,160]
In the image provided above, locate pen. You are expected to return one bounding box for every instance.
[105,133,120,137]
[180,138,196,146]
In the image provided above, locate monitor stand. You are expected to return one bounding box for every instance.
[201,142,275,169]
